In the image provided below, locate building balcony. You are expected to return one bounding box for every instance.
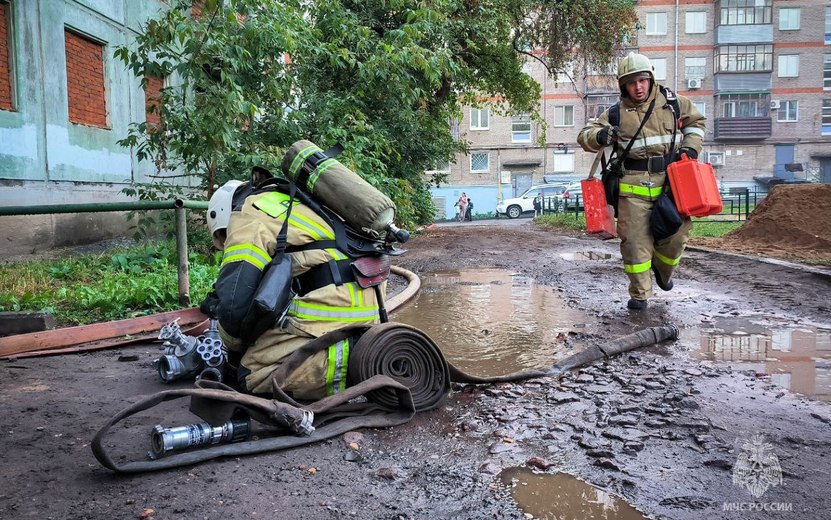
[714,117,772,141]
[715,24,773,45]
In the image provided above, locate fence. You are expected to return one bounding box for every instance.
[544,187,769,223]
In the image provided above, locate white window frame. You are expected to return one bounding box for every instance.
[777,55,799,78]
[779,8,800,31]
[651,58,667,80]
[685,11,707,34]
[469,107,489,130]
[552,152,574,173]
[470,152,490,173]
[693,102,706,117]
[827,7,831,45]
[553,105,574,127]
[777,100,798,122]
[511,113,532,143]
[823,99,831,135]
[685,57,706,79]
[646,12,668,35]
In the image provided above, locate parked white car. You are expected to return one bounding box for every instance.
[496,184,568,219]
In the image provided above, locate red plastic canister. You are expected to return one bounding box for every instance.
[581,178,617,239]
[666,154,723,217]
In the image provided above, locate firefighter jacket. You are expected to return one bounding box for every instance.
[577,82,706,202]
[213,189,383,396]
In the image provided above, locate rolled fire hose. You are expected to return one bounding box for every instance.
[92,320,678,473]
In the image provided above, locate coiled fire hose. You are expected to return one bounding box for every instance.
[91,319,678,473]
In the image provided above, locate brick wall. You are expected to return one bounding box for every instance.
[0,2,13,111]
[64,30,108,128]
[144,75,164,127]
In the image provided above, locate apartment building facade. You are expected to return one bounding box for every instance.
[0,0,186,257]
[433,0,831,220]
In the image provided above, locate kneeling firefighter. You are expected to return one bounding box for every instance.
[201,141,399,399]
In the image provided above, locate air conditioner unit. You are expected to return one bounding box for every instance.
[687,78,702,90]
[707,151,725,167]
[770,100,781,109]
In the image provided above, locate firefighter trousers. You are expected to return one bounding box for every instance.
[617,195,692,300]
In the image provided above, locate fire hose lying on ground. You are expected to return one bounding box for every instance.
[91,319,679,473]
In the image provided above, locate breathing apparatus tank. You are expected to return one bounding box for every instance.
[281,140,396,238]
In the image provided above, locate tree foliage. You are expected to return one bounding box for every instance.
[117,0,637,228]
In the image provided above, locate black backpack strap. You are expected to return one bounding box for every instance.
[609,102,620,127]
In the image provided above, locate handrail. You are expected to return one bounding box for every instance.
[0,199,210,306]
[0,199,208,216]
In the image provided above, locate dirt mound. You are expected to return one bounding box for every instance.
[725,184,831,252]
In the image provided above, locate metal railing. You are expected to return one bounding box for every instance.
[0,199,209,306]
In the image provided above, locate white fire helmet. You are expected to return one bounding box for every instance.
[207,180,244,249]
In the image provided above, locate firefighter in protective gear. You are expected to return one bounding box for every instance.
[202,176,384,398]
[577,52,706,310]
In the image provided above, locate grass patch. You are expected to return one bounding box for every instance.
[535,212,587,231]
[0,237,220,327]
[690,220,743,238]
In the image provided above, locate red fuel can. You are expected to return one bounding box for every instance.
[581,178,617,239]
[666,154,723,217]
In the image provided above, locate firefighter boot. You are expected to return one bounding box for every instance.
[627,298,648,310]
[651,265,673,291]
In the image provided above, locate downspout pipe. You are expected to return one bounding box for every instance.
[675,0,680,93]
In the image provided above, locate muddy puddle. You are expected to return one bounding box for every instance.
[559,251,614,261]
[500,467,647,520]
[391,269,589,377]
[680,315,831,401]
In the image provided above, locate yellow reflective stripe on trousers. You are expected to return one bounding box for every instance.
[289,144,322,178]
[221,243,272,269]
[624,259,652,274]
[654,250,681,266]
[308,158,338,191]
[326,339,349,395]
[288,298,379,322]
[619,183,664,198]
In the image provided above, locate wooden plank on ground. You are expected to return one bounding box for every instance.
[0,308,208,358]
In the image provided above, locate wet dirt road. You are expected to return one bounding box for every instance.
[2,219,831,519]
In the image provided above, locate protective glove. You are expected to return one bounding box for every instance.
[199,290,221,318]
[679,147,698,160]
[597,126,620,146]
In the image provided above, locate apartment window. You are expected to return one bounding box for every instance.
[721,93,767,118]
[470,152,489,173]
[65,29,108,128]
[823,100,831,135]
[0,1,14,111]
[553,105,574,127]
[552,152,575,173]
[586,94,617,121]
[719,0,772,26]
[825,55,831,90]
[777,55,799,78]
[144,75,165,127]
[470,107,489,130]
[685,57,706,79]
[715,45,773,72]
[779,8,800,31]
[686,11,707,34]
[646,12,667,35]
[826,7,831,45]
[777,100,797,122]
[651,58,667,80]
[693,102,706,117]
[511,113,531,143]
